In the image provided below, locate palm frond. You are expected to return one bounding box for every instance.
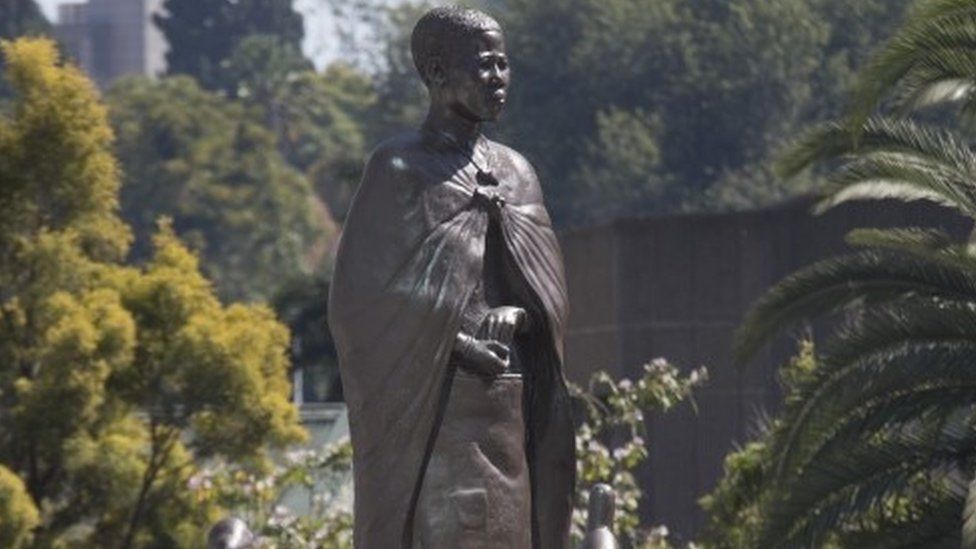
[880,39,976,113]
[772,470,962,549]
[769,344,976,483]
[776,118,976,216]
[775,382,976,493]
[850,4,976,125]
[733,251,976,364]
[846,227,956,254]
[760,418,976,548]
[815,151,976,216]
[839,488,963,549]
[775,121,858,179]
[845,228,976,277]
[892,63,976,112]
[774,117,976,181]
[824,299,976,369]
[963,467,976,548]
[906,0,976,23]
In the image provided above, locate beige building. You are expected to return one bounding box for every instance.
[55,0,167,88]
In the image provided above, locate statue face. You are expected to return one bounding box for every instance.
[442,29,510,123]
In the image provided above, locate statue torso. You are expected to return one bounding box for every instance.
[405,132,537,549]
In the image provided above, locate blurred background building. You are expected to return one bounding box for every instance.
[55,0,166,88]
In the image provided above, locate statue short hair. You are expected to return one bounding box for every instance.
[411,6,501,85]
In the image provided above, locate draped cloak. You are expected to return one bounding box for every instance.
[328,132,575,549]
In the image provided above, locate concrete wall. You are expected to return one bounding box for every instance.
[559,196,971,541]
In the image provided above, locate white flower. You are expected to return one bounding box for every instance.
[649,525,670,540]
[649,357,669,369]
[187,474,204,490]
[268,505,296,528]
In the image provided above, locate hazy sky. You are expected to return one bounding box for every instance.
[35,0,342,67]
[35,0,61,20]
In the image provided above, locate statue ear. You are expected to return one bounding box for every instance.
[427,56,448,88]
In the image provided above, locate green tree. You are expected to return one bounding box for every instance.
[283,65,376,222]
[154,0,305,92]
[222,33,312,107]
[699,441,769,549]
[496,0,914,224]
[229,50,376,222]
[0,0,49,41]
[0,38,305,547]
[569,107,669,221]
[804,0,916,122]
[501,0,827,222]
[323,0,432,144]
[189,438,355,547]
[363,2,433,141]
[107,75,331,301]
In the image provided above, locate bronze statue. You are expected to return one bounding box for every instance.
[328,6,575,548]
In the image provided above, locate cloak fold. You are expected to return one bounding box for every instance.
[329,142,574,549]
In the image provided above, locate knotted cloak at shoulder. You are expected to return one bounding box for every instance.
[328,132,575,549]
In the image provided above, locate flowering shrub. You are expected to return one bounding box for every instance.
[189,439,354,548]
[571,358,707,547]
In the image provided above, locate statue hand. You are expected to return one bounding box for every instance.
[479,306,528,345]
[455,333,509,377]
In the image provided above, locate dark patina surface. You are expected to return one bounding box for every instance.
[328,7,575,548]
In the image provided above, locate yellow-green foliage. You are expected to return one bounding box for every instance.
[0,38,130,259]
[118,222,306,458]
[0,465,39,548]
[0,38,305,547]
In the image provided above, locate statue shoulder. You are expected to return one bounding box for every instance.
[491,141,539,181]
[344,132,429,227]
[489,141,544,203]
[364,131,428,180]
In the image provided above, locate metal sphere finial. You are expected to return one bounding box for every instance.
[207,517,255,549]
[581,484,619,549]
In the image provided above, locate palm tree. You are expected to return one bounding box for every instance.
[849,0,976,128]
[728,1,976,546]
[735,118,976,548]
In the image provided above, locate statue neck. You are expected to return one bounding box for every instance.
[423,105,483,151]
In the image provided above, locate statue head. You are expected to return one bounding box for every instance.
[411,6,509,122]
